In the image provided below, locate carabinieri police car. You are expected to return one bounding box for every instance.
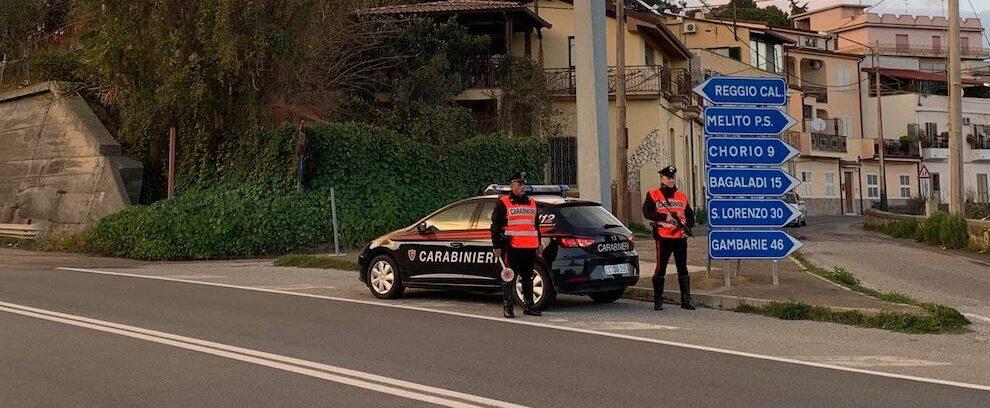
[357,185,639,310]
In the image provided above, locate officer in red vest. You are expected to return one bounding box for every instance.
[642,165,696,311]
[490,172,542,318]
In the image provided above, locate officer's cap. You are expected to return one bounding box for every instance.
[509,171,527,183]
[658,165,677,178]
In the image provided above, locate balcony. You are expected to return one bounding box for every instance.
[801,84,828,103]
[543,65,693,102]
[840,43,990,59]
[921,134,948,159]
[876,140,921,159]
[969,136,990,161]
[804,118,848,152]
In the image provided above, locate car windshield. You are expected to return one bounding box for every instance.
[551,204,630,233]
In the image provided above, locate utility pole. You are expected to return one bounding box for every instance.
[873,43,888,210]
[614,0,629,223]
[574,0,612,209]
[947,0,965,214]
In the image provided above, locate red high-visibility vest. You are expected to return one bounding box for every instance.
[648,188,689,239]
[500,196,539,249]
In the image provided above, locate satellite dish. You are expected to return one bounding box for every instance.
[812,118,827,132]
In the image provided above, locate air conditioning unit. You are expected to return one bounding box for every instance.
[803,37,819,48]
[963,117,972,125]
[809,60,823,70]
[684,22,698,34]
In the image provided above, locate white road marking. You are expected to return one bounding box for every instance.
[569,321,680,331]
[163,274,226,279]
[963,313,990,324]
[0,300,527,408]
[54,266,990,392]
[257,284,336,291]
[795,356,951,368]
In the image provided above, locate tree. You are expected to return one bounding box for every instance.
[788,0,808,16]
[707,0,791,27]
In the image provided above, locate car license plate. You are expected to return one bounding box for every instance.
[604,264,629,276]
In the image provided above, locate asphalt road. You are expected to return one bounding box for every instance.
[797,216,990,324]
[1,267,988,407]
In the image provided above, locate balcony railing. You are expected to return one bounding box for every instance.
[801,84,828,103]
[877,140,921,158]
[969,138,990,150]
[812,134,847,152]
[544,65,693,101]
[840,43,990,59]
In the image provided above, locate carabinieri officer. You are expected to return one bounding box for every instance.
[490,172,542,318]
[643,165,696,311]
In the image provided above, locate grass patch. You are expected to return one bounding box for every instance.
[783,254,970,334]
[274,254,359,271]
[735,300,969,334]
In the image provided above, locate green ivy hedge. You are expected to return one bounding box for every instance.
[82,123,548,260]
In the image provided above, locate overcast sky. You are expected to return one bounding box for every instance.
[681,0,989,47]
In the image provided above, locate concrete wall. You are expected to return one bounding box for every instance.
[0,82,142,234]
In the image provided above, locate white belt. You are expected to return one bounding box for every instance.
[505,230,538,236]
[507,219,534,226]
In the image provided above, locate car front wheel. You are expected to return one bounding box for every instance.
[367,255,404,299]
[514,263,557,310]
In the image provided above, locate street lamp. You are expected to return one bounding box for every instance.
[818,31,889,210]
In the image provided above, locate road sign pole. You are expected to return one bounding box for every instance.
[772,260,779,286]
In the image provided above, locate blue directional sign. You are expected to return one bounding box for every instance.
[703,106,798,136]
[693,76,787,106]
[708,230,804,260]
[706,137,799,166]
[707,199,801,228]
[707,168,800,197]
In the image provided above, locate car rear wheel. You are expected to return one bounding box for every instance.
[588,288,626,303]
[514,263,556,310]
[367,255,404,299]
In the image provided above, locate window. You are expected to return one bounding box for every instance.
[925,122,938,138]
[750,39,779,72]
[978,174,989,203]
[961,37,970,52]
[567,36,576,68]
[932,173,941,193]
[425,202,478,231]
[867,173,879,199]
[932,35,941,51]
[645,43,656,66]
[801,171,813,196]
[825,171,836,198]
[899,174,911,198]
[728,47,742,61]
[837,68,852,91]
[895,34,909,52]
[478,200,499,227]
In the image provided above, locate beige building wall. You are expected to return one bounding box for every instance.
[529,1,702,217]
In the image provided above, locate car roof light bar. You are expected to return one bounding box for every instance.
[484,184,570,196]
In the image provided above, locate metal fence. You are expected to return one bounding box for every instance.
[548,137,577,186]
[543,65,692,100]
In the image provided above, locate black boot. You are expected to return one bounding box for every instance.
[521,278,541,316]
[502,284,516,318]
[651,275,665,310]
[678,275,696,310]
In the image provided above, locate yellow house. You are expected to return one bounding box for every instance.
[358,0,704,222]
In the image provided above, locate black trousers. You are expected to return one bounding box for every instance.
[502,248,537,307]
[654,238,689,278]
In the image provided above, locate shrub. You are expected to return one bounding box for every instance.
[938,212,970,249]
[82,123,548,260]
[920,211,947,245]
[882,219,917,238]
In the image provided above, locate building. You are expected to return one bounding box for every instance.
[356,0,704,222]
[795,4,990,207]
[664,13,887,215]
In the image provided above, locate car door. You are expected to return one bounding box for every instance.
[401,200,485,285]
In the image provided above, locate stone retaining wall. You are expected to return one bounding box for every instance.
[865,208,990,248]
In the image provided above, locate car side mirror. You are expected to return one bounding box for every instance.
[417,221,430,234]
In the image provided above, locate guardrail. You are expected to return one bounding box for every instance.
[0,223,44,239]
